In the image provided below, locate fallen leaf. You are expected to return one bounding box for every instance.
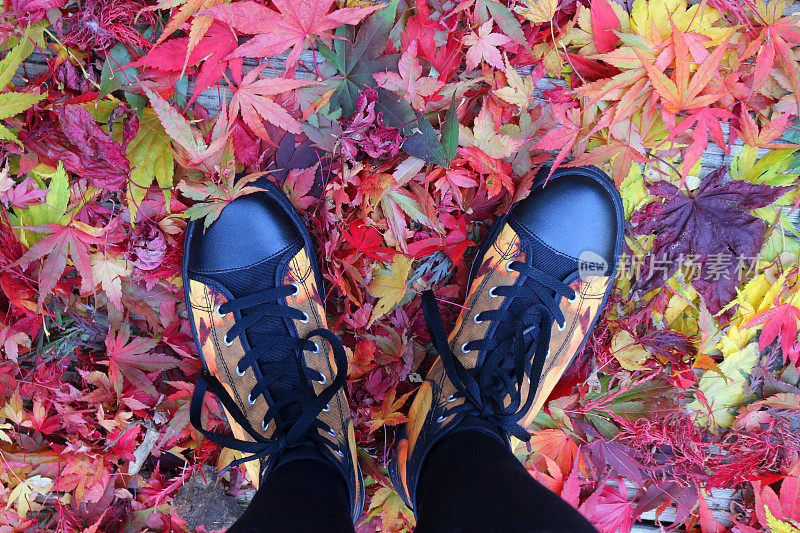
[368,254,413,325]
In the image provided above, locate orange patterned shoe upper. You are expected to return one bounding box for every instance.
[390,166,623,510]
[183,183,363,522]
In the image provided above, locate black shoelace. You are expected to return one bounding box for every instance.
[421,260,576,442]
[190,284,347,476]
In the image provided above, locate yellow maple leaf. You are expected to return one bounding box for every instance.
[515,0,558,24]
[127,107,175,223]
[90,253,132,311]
[6,475,53,518]
[629,0,727,45]
[494,56,536,109]
[459,103,524,159]
[368,255,413,326]
[765,507,800,533]
[687,342,759,427]
[611,330,650,371]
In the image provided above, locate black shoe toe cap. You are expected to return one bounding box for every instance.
[187,191,302,273]
[508,169,622,266]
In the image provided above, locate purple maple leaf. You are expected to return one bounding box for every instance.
[339,88,405,160]
[632,167,792,315]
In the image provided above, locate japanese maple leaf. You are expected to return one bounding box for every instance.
[342,220,397,261]
[639,30,732,114]
[13,222,107,305]
[533,104,582,178]
[149,0,222,50]
[747,17,800,109]
[281,164,317,210]
[202,0,383,70]
[401,0,463,83]
[460,102,523,160]
[670,106,733,178]
[0,176,48,208]
[374,41,442,112]
[734,108,799,149]
[20,105,137,191]
[90,252,131,311]
[463,20,510,71]
[227,66,317,138]
[578,481,636,533]
[105,323,179,397]
[632,167,792,314]
[753,463,800,527]
[407,214,474,265]
[746,302,800,362]
[130,21,241,106]
[367,386,412,434]
[178,171,264,228]
[590,0,621,53]
[423,167,478,205]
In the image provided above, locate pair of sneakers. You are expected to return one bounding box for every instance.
[182,166,623,520]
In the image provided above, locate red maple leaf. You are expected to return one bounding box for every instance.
[367,386,412,434]
[746,302,800,363]
[227,65,317,138]
[342,220,398,262]
[590,0,620,53]
[202,0,383,70]
[13,222,108,305]
[105,323,179,397]
[533,104,582,179]
[734,108,800,149]
[129,21,242,106]
[670,106,733,177]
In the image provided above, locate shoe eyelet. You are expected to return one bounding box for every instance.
[557,320,567,332]
[327,428,337,437]
[461,342,471,354]
[334,449,344,458]
[446,394,456,403]
[473,313,483,324]
[322,403,330,412]
[235,364,246,377]
[289,283,301,295]
[298,312,310,324]
[317,373,327,385]
[214,304,227,318]
[488,286,500,298]
[223,333,234,346]
[546,348,551,358]
[505,260,516,272]
[567,292,579,304]
[310,341,320,354]
[437,414,448,423]
[247,393,256,405]
[261,419,269,431]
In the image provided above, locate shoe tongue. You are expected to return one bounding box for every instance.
[479,239,578,370]
[204,242,308,424]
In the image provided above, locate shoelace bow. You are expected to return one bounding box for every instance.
[190,284,347,476]
[422,260,576,443]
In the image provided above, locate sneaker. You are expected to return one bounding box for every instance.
[183,181,363,521]
[390,166,623,509]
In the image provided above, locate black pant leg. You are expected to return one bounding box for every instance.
[228,459,355,533]
[415,431,597,533]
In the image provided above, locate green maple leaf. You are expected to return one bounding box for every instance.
[317,0,450,166]
[127,107,175,223]
[319,0,400,117]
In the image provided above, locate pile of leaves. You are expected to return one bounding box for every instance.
[0,0,799,530]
